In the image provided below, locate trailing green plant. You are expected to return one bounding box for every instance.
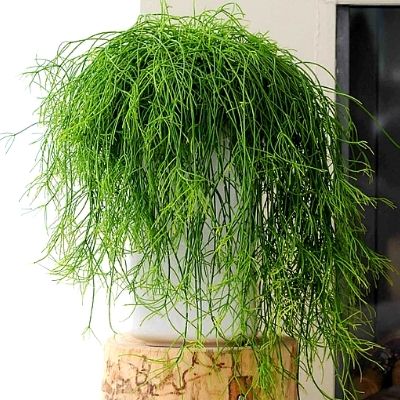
[23,3,393,398]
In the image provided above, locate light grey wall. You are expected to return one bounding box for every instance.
[139,1,338,398]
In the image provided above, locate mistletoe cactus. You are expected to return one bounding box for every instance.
[23,4,392,398]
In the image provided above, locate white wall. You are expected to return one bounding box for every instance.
[141,1,339,399]
[0,2,140,399]
[140,2,400,398]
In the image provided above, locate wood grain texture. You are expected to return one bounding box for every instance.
[352,368,384,399]
[392,360,400,386]
[102,334,297,400]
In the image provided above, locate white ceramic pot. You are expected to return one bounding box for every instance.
[128,217,242,346]
[128,153,255,346]
[129,289,238,346]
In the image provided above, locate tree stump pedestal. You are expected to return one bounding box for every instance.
[102,334,297,400]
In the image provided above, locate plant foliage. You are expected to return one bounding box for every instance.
[28,4,390,398]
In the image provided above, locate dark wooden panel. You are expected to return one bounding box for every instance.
[337,6,400,398]
[349,7,379,258]
[345,7,380,346]
[375,8,400,342]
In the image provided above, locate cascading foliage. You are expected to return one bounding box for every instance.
[28,4,390,398]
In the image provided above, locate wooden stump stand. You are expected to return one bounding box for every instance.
[102,334,297,400]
